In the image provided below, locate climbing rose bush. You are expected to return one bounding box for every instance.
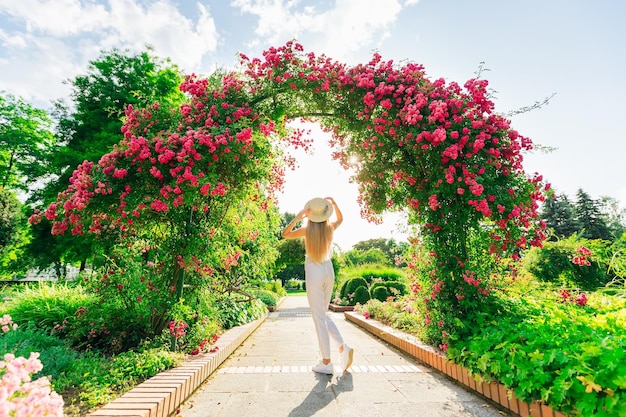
[32,41,547,347]
[30,69,285,340]
[237,42,548,345]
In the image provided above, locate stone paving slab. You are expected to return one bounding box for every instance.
[178,295,511,417]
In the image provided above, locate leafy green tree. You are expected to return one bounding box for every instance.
[0,187,30,277]
[274,238,305,286]
[599,196,626,239]
[0,92,55,192]
[574,189,612,241]
[342,247,389,266]
[0,187,22,251]
[351,237,408,265]
[541,192,579,239]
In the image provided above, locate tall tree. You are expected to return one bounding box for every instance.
[0,187,23,252]
[574,189,612,240]
[540,192,579,239]
[274,238,306,286]
[352,237,408,265]
[0,92,55,192]
[599,196,626,239]
[0,187,32,278]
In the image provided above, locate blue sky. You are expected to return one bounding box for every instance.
[1,0,624,249]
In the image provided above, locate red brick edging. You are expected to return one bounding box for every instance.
[328,303,354,312]
[344,311,568,417]
[88,313,268,417]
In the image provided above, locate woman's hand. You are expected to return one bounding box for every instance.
[298,208,310,219]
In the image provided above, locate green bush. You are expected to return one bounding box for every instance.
[0,282,151,354]
[264,280,287,297]
[523,237,609,289]
[353,265,406,284]
[215,296,266,329]
[385,281,408,297]
[1,325,77,379]
[353,286,371,305]
[286,279,302,290]
[56,348,183,412]
[371,285,390,302]
[257,289,278,307]
[447,288,625,417]
[1,282,98,329]
[369,280,407,301]
[158,294,222,354]
[340,277,368,299]
[53,297,152,354]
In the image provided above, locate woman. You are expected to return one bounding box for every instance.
[282,197,354,374]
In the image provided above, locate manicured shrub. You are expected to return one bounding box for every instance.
[353,286,371,305]
[371,285,390,302]
[257,289,278,307]
[385,281,408,297]
[340,277,368,299]
[286,279,301,290]
[369,280,407,301]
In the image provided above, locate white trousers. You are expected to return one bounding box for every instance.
[305,258,344,359]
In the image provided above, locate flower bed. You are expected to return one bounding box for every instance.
[344,311,568,417]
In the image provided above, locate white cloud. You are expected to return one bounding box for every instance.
[102,0,219,72]
[0,0,108,36]
[231,0,405,61]
[0,0,220,103]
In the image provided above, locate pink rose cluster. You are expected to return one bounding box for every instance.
[1,315,17,334]
[1,316,64,416]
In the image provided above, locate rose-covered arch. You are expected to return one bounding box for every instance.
[32,41,547,345]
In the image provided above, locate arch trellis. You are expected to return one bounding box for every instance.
[33,41,547,346]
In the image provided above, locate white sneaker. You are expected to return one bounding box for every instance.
[312,361,334,375]
[340,344,354,371]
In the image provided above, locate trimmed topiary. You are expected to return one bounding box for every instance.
[341,277,369,299]
[353,286,371,305]
[385,281,408,297]
[257,289,278,307]
[371,285,390,302]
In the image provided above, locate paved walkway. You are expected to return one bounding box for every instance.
[178,295,510,417]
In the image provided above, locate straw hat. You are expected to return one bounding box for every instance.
[304,197,333,223]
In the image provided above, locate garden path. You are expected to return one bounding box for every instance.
[177,295,511,417]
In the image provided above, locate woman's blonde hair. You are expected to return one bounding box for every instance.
[305,220,334,263]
